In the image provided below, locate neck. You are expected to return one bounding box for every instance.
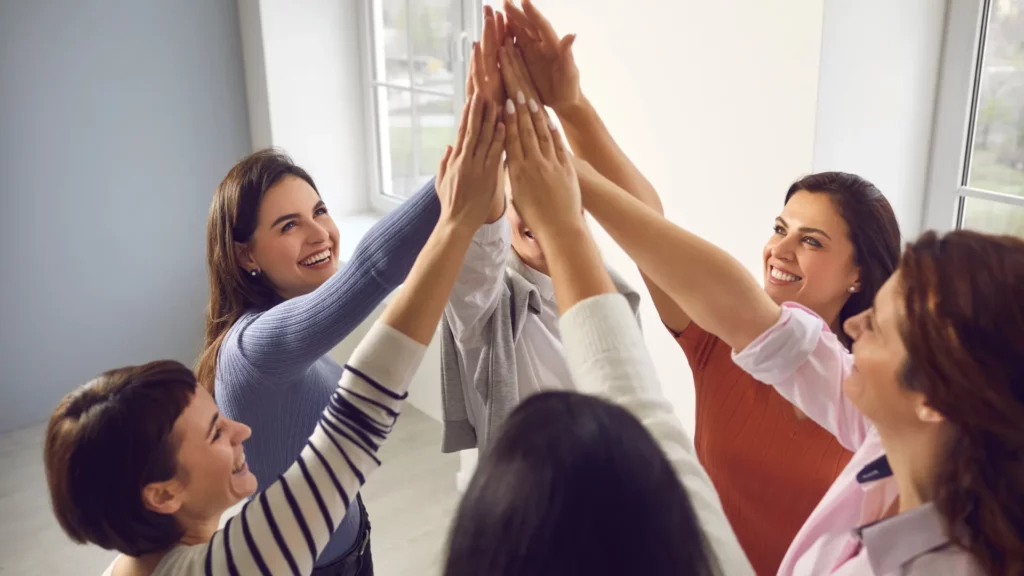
[179,517,221,546]
[878,425,944,514]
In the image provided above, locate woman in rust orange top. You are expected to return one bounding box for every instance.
[501,2,901,573]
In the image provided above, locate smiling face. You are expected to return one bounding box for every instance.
[165,387,256,523]
[236,175,340,300]
[842,271,938,435]
[505,165,548,274]
[762,190,861,327]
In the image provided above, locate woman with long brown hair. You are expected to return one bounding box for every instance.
[730,229,1024,575]
[196,146,441,574]
[500,2,901,572]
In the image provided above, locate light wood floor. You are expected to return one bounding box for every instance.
[0,407,461,575]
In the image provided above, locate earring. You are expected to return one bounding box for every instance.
[250,269,260,278]
[848,285,856,293]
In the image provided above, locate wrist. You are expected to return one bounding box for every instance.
[436,214,478,242]
[534,215,590,248]
[554,95,591,125]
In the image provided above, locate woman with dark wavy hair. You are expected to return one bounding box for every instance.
[731,230,1024,575]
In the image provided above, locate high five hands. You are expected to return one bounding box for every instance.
[439,1,585,242]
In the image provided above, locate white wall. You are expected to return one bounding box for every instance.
[812,0,948,239]
[530,0,826,434]
[0,0,251,432]
[238,0,371,216]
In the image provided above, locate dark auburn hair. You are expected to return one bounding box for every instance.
[196,149,318,392]
[443,392,717,576]
[44,360,196,556]
[786,171,901,346]
[897,230,1024,575]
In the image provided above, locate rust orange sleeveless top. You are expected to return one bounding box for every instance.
[675,323,852,575]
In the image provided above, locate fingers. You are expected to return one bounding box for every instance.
[481,7,498,70]
[503,0,537,41]
[463,95,487,159]
[437,145,453,182]
[496,11,506,46]
[512,89,542,159]
[451,92,475,158]
[485,122,506,168]
[550,121,569,164]
[527,96,556,159]
[466,41,479,100]
[504,98,524,164]
[522,0,560,45]
[473,97,499,159]
[504,42,541,101]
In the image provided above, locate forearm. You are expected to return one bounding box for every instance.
[535,218,616,315]
[381,219,476,345]
[586,177,779,350]
[558,96,663,213]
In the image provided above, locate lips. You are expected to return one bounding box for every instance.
[232,453,247,474]
[299,249,332,267]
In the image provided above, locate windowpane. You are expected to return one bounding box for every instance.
[379,0,411,86]
[967,0,1024,197]
[379,87,456,199]
[961,197,1024,237]
[380,87,415,197]
[409,0,458,95]
[376,0,458,95]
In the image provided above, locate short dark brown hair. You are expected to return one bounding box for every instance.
[45,360,196,556]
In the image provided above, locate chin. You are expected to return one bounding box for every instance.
[230,470,258,501]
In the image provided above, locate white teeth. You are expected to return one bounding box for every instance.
[771,267,801,282]
[233,454,246,473]
[300,249,331,266]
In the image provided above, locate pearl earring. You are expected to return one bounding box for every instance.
[250,269,260,278]
[848,285,856,293]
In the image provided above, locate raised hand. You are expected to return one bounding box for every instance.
[473,5,507,105]
[502,0,580,112]
[500,43,580,235]
[437,84,506,231]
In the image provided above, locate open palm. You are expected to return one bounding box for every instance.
[503,0,581,111]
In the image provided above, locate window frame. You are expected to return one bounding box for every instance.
[358,0,484,213]
[924,0,1024,233]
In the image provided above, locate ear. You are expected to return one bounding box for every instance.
[914,400,945,424]
[234,241,257,275]
[141,479,185,516]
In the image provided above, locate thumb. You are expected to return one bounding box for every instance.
[558,34,577,57]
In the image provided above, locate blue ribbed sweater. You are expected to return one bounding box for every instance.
[214,179,439,566]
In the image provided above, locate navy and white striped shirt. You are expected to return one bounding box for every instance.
[102,322,426,575]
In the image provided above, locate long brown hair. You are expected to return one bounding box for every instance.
[786,172,901,347]
[899,230,1024,575]
[196,149,319,393]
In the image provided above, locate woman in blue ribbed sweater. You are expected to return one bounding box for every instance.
[196,149,440,575]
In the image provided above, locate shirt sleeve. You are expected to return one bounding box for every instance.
[220,179,440,381]
[561,294,755,576]
[731,302,870,452]
[172,322,425,575]
[443,216,511,343]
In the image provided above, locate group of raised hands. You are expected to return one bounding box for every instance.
[435,0,587,252]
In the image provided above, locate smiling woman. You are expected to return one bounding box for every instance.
[196,148,442,574]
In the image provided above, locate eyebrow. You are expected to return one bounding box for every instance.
[776,217,832,241]
[206,413,219,442]
[269,200,326,229]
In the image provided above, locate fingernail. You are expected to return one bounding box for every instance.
[547,116,557,130]
[528,98,538,113]
[517,90,526,105]
[506,99,515,115]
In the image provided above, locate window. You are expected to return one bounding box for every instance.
[925,0,1024,236]
[360,0,481,209]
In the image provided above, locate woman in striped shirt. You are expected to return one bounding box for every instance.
[43,91,506,576]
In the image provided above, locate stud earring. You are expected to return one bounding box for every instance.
[250,269,260,278]
[848,285,857,293]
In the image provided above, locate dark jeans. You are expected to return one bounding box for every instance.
[311,495,373,576]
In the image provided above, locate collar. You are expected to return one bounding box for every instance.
[856,454,893,484]
[509,251,555,302]
[854,502,951,574]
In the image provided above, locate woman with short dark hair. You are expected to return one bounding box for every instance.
[45,93,506,576]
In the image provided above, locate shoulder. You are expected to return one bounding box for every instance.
[150,545,207,575]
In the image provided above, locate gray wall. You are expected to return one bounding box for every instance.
[0,0,251,432]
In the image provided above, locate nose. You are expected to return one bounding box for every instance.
[843,311,866,341]
[771,235,798,260]
[308,221,330,245]
[229,418,252,443]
